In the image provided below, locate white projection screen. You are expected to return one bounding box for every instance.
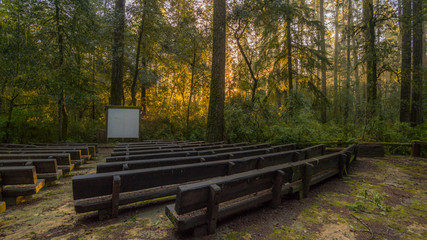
[107,107,140,139]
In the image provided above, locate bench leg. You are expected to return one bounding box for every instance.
[271,170,284,208]
[299,163,313,199]
[207,184,221,234]
[111,175,121,218]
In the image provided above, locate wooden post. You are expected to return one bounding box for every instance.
[345,151,351,174]
[300,163,313,199]
[207,184,221,234]
[338,154,346,178]
[271,170,284,208]
[256,157,264,169]
[111,175,121,218]
[412,142,420,157]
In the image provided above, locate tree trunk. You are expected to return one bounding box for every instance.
[320,0,327,123]
[55,0,67,141]
[206,0,226,142]
[333,0,340,121]
[410,0,423,125]
[131,3,146,106]
[344,0,352,123]
[363,0,377,118]
[286,0,293,92]
[399,0,411,122]
[110,0,125,106]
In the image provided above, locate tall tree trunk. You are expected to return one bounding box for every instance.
[344,0,352,123]
[131,3,146,106]
[55,0,67,141]
[286,0,293,92]
[320,0,327,123]
[110,0,125,105]
[363,0,377,118]
[399,0,411,122]
[410,0,423,125]
[333,0,340,121]
[206,0,226,142]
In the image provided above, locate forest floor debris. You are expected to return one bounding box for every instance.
[0,149,425,240]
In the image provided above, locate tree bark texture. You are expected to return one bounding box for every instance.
[206,0,226,142]
[410,0,423,125]
[400,0,411,122]
[363,0,377,118]
[110,0,125,106]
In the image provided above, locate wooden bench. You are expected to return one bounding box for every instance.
[113,141,231,152]
[105,144,280,163]
[111,143,254,156]
[166,144,357,235]
[0,166,45,206]
[0,159,62,182]
[0,149,84,168]
[73,144,325,219]
[0,153,74,175]
[97,144,298,173]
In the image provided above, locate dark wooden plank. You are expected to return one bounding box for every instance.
[105,151,199,162]
[271,170,284,208]
[2,179,45,197]
[111,175,121,218]
[0,166,37,185]
[73,162,230,200]
[0,150,81,160]
[0,153,71,166]
[207,184,221,234]
[0,159,58,173]
[175,152,340,215]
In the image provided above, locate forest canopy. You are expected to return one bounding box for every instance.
[0,0,425,144]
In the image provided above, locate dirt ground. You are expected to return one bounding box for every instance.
[0,148,425,240]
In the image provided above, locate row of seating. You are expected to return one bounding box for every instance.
[72,141,327,220]
[0,143,98,214]
[166,144,358,236]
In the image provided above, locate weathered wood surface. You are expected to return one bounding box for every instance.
[111,143,258,156]
[357,142,384,157]
[0,149,81,161]
[106,144,293,163]
[168,144,357,233]
[0,153,71,166]
[113,142,233,152]
[33,143,98,154]
[106,151,200,162]
[97,144,297,173]
[37,170,63,182]
[0,159,58,173]
[0,166,37,185]
[2,179,45,198]
[73,144,324,212]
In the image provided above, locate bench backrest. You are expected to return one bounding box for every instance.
[73,145,325,200]
[0,166,37,185]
